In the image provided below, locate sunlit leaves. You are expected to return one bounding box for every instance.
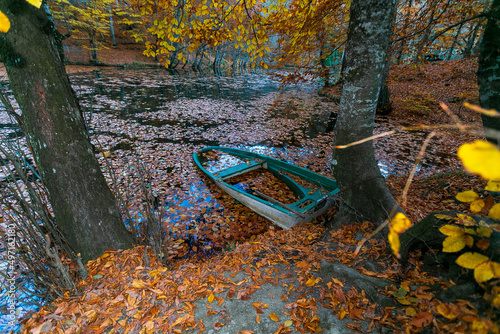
[456,253,500,283]
[486,180,500,192]
[457,140,500,180]
[488,203,500,220]
[439,224,474,252]
[456,190,479,202]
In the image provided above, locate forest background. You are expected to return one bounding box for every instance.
[0,0,499,333]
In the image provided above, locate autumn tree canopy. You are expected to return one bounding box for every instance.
[44,0,490,72]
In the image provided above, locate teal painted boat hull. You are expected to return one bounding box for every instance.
[193,146,339,229]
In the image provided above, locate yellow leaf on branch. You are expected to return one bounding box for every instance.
[474,261,500,283]
[488,203,500,220]
[470,199,485,213]
[456,252,489,269]
[442,234,473,253]
[486,180,500,192]
[439,224,465,236]
[456,190,479,203]
[457,140,500,180]
[0,11,10,33]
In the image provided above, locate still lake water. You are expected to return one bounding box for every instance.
[0,67,456,332]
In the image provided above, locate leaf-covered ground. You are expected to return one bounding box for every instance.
[8,58,499,333]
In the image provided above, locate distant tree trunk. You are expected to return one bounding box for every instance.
[414,5,437,62]
[0,1,135,261]
[89,30,98,64]
[328,0,401,230]
[395,0,413,64]
[109,6,117,46]
[463,19,483,58]
[478,0,500,147]
[446,19,465,60]
[376,59,392,116]
[377,4,396,116]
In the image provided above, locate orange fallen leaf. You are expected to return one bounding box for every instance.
[270,312,280,321]
[412,312,433,328]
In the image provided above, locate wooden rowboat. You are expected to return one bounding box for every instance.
[193,146,339,229]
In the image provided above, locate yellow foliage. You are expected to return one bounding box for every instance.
[26,0,43,8]
[476,226,492,238]
[455,253,500,283]
[486,180,500,192]
[439,224,464,236]
[391,212,412,233]
[388,230,401,257]
[0,10,10,33]
[442,235,472,252]
[388,213,412,257]
[470,199,485,213]
[457,140,500,180]
[474,261,500,283]
[455,252,488,269]
[455,190,479,202]
[488,203,500,220]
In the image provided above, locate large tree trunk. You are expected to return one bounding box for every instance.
[328,0,401,230]
[0,2,134,261]
[478,0,500,147]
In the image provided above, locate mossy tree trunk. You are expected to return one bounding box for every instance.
[0,1,134,262]
[328,0,402,230]
[478,0,500,147]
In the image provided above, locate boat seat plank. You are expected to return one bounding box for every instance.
[216,160,265,180]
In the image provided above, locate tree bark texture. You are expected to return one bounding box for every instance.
[329,0,401,229]
[0,1,134,261]
[478,0,500,147]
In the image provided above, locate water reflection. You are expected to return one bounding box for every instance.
[0,67,457,331]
